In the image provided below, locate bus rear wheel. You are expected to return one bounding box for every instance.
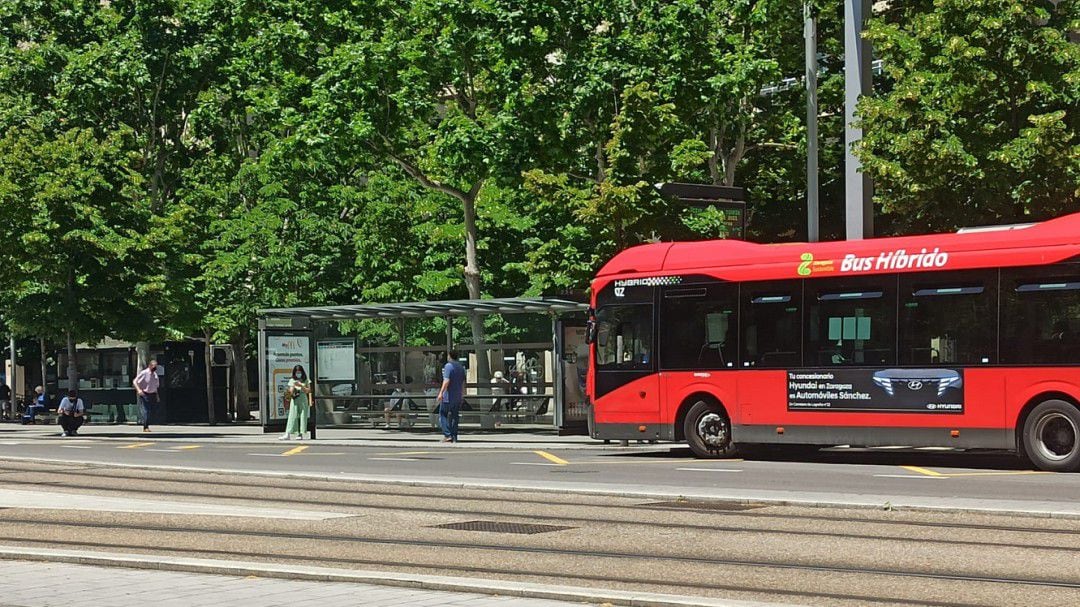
[1022,400,1080,472]
[684,400,733,459]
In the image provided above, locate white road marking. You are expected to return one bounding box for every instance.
[146,449,180,453]
[59,445,92,449]
[510,462,566,467]
[368,457,421,462]
[675,468,743,473]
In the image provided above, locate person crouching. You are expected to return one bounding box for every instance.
[57,389,86,437]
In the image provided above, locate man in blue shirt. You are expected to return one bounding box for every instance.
[435,350,466,443]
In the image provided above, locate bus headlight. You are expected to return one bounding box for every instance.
[873,376,895,396]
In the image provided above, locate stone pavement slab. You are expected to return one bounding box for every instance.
[0,547,791,607]
[0,560,581,607]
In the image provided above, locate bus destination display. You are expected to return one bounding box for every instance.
[787,369,964,413]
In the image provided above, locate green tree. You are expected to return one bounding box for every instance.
[859,0,1080,232]
[0,125,153,387]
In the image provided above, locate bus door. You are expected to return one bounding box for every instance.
[592,295,659,426]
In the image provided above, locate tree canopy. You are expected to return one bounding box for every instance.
[0,0,1076,357]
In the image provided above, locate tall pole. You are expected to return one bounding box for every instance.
[844,0,874,240]
[8,334,16,397]
[804,2,819,243]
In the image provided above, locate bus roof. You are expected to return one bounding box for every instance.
[595,212,1080,285]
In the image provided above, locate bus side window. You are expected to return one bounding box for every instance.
[595,305,654,370]
[899,270,996,365]
[740,281,802,368]
[1001,265,1080,364]
[660,285,738,370]
[807,277,897,367]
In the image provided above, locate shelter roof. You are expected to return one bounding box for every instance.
[260,297,588,321]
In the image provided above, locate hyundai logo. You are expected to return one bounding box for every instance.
[907,380,924,391]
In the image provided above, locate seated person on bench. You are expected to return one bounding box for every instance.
[22,386,49,424]
[384,376,417,428]
[57,389,86,437]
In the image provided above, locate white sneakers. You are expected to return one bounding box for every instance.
[278,433,293,440]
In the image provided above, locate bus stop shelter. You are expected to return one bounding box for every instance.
[258,297,590,434]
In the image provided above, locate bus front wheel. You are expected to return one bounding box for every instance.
[684,400,733,459]
[1022,400,1080,472]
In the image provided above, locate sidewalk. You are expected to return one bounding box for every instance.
[0,421,646,451]
[0,560,581,607]
[0,549,786,607]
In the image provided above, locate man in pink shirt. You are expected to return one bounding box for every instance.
[132,360,160,433]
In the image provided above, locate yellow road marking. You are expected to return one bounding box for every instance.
[534,450,569,466]
[281,445,309,456]
[901,465,945,477]
[118,442,155,449]
[174,445,201,450]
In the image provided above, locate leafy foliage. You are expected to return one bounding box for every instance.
[859,0,1080,231]
[0,0,1076,359]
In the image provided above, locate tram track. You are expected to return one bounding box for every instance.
[4,464,1080,541]
[3,461,1080,606]
[0,530,1071,607]
[3,475,1080,555]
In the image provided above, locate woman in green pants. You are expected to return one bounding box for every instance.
[280,365,312,440]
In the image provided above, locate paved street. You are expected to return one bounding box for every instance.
[2,423,1080,606]
[1,423,1078,516]
[0,457,1078,607]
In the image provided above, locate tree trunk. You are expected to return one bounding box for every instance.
[708,126,722,185]
[723,130,746,187]
[39,336,47,392]
[461,193,491,386]
[231,332,251,421]
[204,328,215,425]
[66,332,78,392]
[135,342,150,369]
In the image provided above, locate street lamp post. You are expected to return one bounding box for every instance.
[804,2,819,243]
[844,0,874,240]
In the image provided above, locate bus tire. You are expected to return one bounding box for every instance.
[1022,400,1080,472]
[684,400,734,459]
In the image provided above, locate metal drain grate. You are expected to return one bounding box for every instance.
[644,500,765,512]
[430,520,574,535]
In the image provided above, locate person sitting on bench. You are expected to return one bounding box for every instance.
[22,386,49,424]
[57,389,86,437]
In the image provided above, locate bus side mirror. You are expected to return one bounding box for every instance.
[585,320,598,345]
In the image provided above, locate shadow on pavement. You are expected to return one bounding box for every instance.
[603,445,1031,471]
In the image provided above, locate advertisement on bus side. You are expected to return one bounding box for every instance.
[787,368,964,413]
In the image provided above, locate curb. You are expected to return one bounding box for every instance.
[0,546,789,607]
[0,428,638,451]
[2,454,1078,520]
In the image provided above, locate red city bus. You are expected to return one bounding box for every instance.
[585,212,1080,471]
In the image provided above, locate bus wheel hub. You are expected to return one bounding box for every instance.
[1036,413,1077,461]
[697,413,727,448]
